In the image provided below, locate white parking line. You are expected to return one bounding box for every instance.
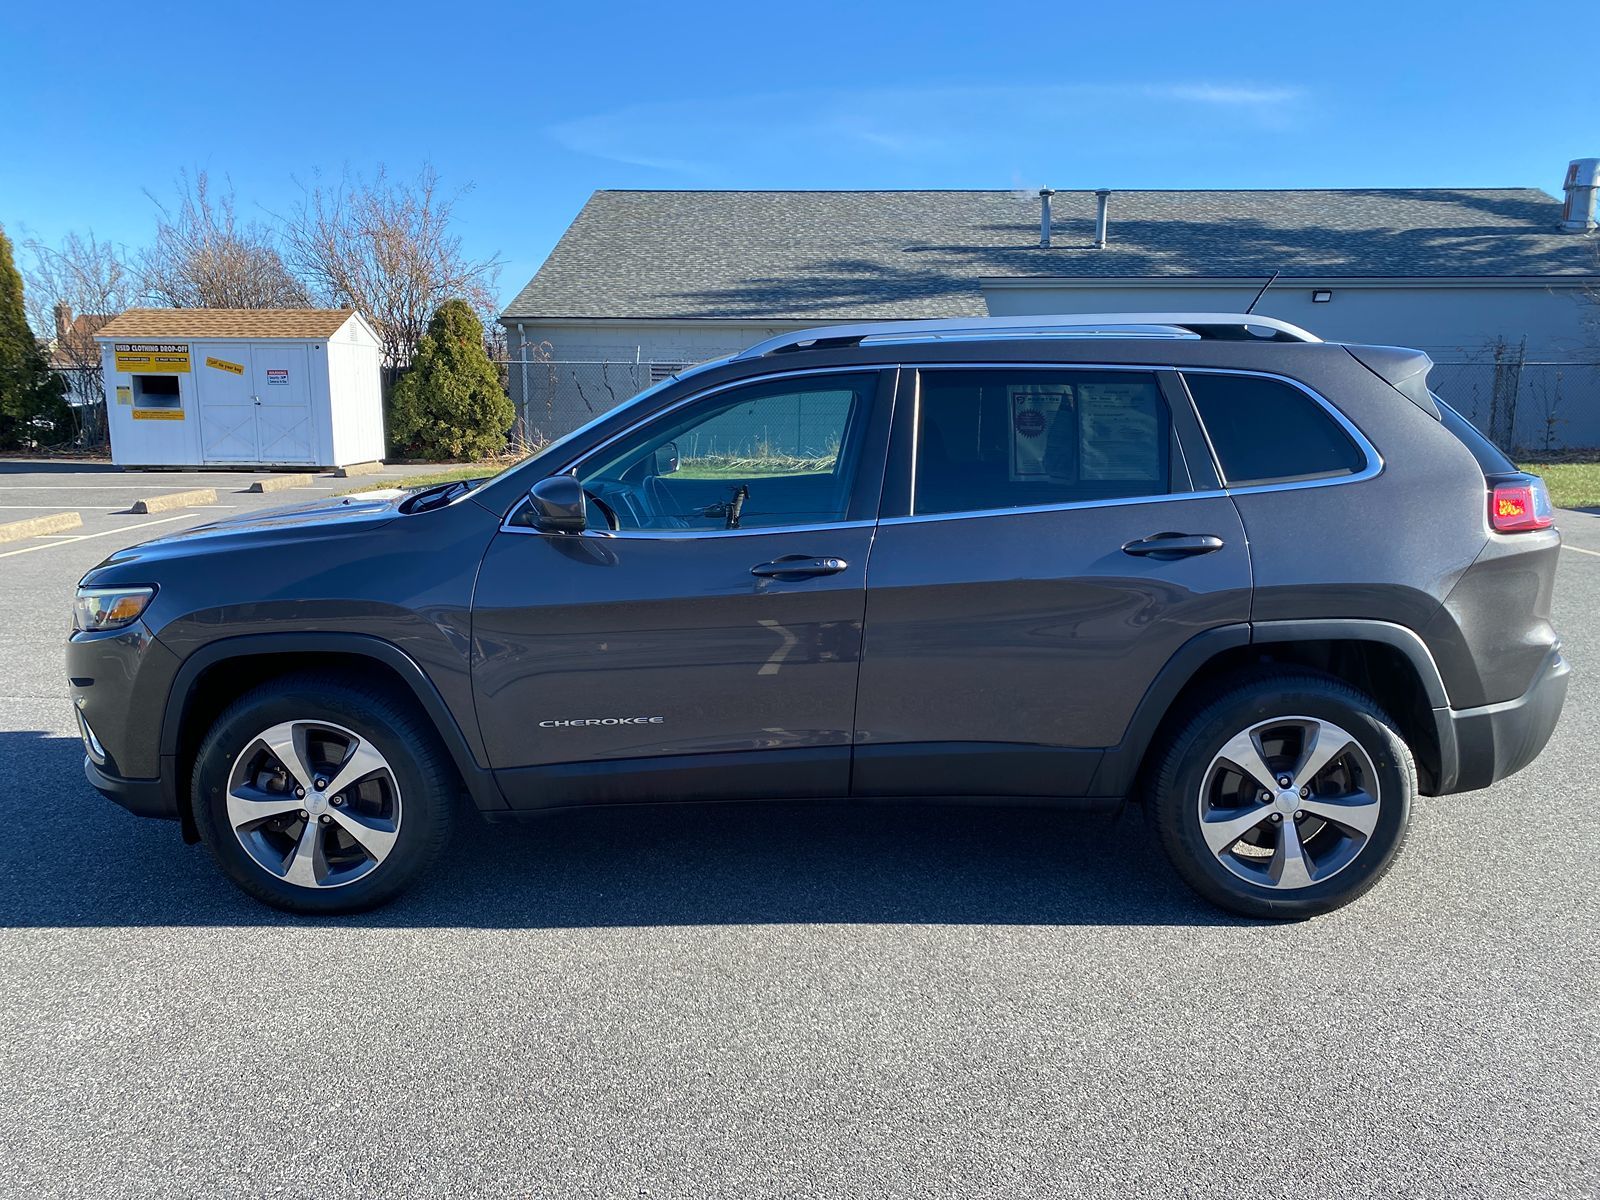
[0,515,192,559]
[1563,544,1600,558]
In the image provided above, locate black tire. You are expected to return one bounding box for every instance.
[191,672,457,914]
[1148,671,1413,920]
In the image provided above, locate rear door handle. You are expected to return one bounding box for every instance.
[751,556,849,579]
[1121,532,1225,559]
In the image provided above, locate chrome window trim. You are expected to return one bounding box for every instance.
[882,362,1382,527]
[500,360,1383,535]
[497,518,878,540]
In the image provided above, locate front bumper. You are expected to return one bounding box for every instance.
[84,755,177,820]
[1434,647,1569,794]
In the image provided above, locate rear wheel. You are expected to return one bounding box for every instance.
[1149,673,1413,919]
[191,674,456,914]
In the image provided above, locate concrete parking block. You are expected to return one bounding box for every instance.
[131,488,218,514]
[0,510,82,543]
[245,473,316,493]
[333,461,385,478]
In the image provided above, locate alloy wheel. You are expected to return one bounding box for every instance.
[1198,715,1382,891]
[225,720,402,889]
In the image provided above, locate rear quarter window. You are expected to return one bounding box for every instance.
[1184,372,1366,487]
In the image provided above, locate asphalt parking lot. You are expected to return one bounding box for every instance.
[1,461,1597,1199]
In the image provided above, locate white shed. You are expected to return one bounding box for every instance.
[95,308,385,468]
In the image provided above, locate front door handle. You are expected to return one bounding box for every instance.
[1121,532,1225,559]
[751,555,849,579]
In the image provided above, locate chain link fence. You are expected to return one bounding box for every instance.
[1428,361,1600,455]
[499,358,1600,455]
[501,359,661,445]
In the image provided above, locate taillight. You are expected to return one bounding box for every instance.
[1490,479,1554,533]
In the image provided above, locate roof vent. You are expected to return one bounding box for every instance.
[1093,189,1111,248]
[1560,158,1598,232]
[1038,188,1055,247]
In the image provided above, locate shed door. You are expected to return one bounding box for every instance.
[196,347,259,462]
[249,343,315,464]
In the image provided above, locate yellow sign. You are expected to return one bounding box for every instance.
[115,342,191,373]
[115,385,132,406]
[205,355,244,375]
[131,409,185,421]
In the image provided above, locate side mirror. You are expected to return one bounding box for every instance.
[528,475,587,533]
[653,441,680,475]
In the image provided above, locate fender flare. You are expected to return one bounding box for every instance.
[1090,619,1454,796]
[159,632,507,819]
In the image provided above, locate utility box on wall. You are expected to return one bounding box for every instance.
[95,308,385,468]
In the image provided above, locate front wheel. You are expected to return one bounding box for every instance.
[1148,673,1414,919]
[191,673,457,914]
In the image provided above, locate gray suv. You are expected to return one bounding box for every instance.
[68,314,1568,918]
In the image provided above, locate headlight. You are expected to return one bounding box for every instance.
[73,586,155,632]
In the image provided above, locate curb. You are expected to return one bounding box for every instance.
[0,511,82,544]
[132,488,218,514]
[333,461,385,478]
[246,474,316,493]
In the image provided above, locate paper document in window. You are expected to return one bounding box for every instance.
[1078,382,1161,481]
[1008,386,1075,482]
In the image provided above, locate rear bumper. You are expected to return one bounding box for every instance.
[85,755,178,821]
[1434,647,1569,794]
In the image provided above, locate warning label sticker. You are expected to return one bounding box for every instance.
[131,409,185,421]
[115,385,132,406]
[205,356,245,375]
[265,369,289,385]
[115,342,190,373]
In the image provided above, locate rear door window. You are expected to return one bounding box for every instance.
[1183,372,1366,487]
[912,369,1180,516]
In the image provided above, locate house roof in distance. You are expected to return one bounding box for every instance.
[502,188,1599,323]
[96,308,362,340]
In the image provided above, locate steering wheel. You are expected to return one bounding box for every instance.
[581,486,621,531]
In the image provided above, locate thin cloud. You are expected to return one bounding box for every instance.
[546,81,1309,178]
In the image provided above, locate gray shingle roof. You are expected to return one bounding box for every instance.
[502,188,1598,322]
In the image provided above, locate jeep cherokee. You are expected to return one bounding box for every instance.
[68,313,1569,918]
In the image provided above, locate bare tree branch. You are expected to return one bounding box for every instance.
[21,231,137,442]
[283,164,502,378]
[140,169,308,309]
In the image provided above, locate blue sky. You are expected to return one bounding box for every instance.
[4,0,1594,309]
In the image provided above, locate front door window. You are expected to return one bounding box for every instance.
[575,373,878,532]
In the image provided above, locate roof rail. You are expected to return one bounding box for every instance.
[735,313,1321,359]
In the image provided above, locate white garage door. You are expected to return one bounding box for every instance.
[196,349,259,462]
[249,343,314,464]
[197,344,315,465]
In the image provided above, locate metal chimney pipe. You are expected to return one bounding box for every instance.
[1039,188,1056,247]
[1093,189,1112,248]
[1560,158,1599,233]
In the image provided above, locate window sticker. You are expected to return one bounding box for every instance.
[1009,385,1074,482]
[1078,383,1161,481]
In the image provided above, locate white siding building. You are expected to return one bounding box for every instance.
[502,170,1600,447]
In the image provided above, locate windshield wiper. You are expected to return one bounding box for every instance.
[403,480,473,514]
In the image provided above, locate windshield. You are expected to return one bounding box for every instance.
[487,358,733,495]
